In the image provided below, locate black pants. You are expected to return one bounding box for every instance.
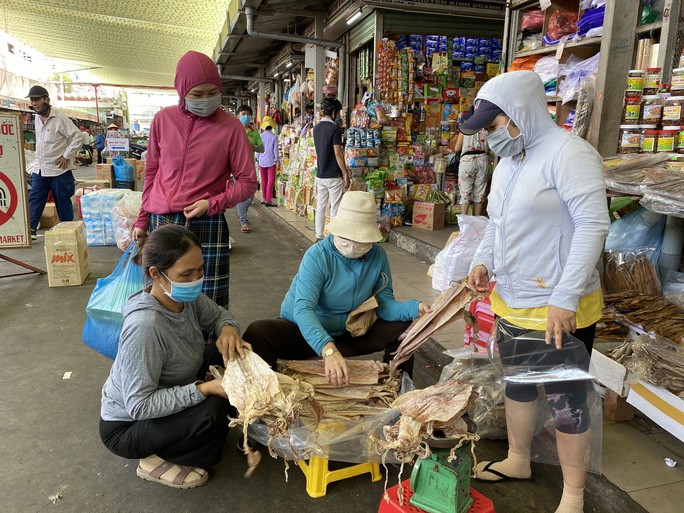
[497,318,596,434]
[243,317,413,374]
[99,346,232,469]
[96,148,104,164]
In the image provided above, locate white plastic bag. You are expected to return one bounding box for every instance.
[111,191,142,251]
[432,215,489,291]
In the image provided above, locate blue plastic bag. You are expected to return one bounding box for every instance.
[112,154,134,182]
[605,207,666,264]
[82,243,145,359]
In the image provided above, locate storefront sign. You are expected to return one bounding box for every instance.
[0,113,30,249]
[106,137,130,152]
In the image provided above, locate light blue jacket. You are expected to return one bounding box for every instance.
[281,236,420,355]
[470,71,610,312]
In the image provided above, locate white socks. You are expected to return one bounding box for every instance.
[475,447,532,480]
[555,483,585,513]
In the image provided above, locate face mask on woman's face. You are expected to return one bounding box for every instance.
[160,271,204,303]
[239,114,251,125]
[184,94,221,117]
[334,237,373,259]
[487,119,524,158]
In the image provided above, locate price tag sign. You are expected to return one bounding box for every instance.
[555,35,570,60]
[0,112,30,249]
[107,137,130,152]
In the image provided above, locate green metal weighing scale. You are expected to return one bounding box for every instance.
[409,437,474,513]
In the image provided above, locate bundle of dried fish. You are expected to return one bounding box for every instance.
[595,320,630,341]
[374,378,479,502]
[603,166,683,195]
[606,339,634,364]
[219,351,321,477]
[278,359,401,421]
[627,335,684,397]
[603,251,661,296]
[603,292,684,345]
[392,282,484,369]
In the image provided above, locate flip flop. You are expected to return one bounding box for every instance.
[136,460,208,489]
[474,461,534,483]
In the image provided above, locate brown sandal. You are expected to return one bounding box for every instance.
[136,458,208,489]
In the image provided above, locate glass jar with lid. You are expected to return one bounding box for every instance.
[622,97,641,124]
[671,67,684,94]
[658,127,678,152]
[640,95,662,124]
[641,129,659,153]
[644,68,661,95]
[662,96,684,125]
[626,70,645,97]
[618,125,642,154]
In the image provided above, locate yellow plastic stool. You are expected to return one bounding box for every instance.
[297,457,382,498]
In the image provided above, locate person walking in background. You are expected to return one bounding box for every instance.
[313,97,349,241]
[447,109,489,216]
[257,116,279,207]
[26,85,82,240]
[94,126,106,164]
[235,105,264,233]
[131,50,257,311]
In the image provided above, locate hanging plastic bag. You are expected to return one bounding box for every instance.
[112,154,134,182]
[82,243,145,359]
[485,317,603,474]
[548,11,578,41]
[520,10,545,32]
[432,215,489,291]
[111,191,142,252]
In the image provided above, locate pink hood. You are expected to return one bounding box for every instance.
[174,51,222,111]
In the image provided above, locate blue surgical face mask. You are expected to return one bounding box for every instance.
[239,114,251,125]
[184,94,221,117]
[160,271,204,303]
[486,119,524,158]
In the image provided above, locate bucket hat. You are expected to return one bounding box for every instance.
[326,191,382,243]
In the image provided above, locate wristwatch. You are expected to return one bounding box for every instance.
[323,347,336,358]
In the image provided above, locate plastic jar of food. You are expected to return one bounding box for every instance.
[618,125,643,154]
[679,128,684,154]
[671,67,684,93]
[626,70,645,97]
[641,129,659,153]
[622,97,642,124]
[644,68,662,95]
[662,96,684,125]
[640,95,663,123]
[658,127,678,152]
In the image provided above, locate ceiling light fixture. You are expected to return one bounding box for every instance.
[285,62,293,68]
[273,72,279,78]
[347,8,363,25]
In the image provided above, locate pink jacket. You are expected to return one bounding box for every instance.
[135,51,257,229]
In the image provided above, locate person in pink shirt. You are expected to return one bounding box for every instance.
[132,51,257,309]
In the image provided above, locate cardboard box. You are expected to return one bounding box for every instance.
[135,160,146,180]
[412,201,445,230]
[44,221,90,287]
[96,164,113,181]
[627,380,684,443]
[76,179,111,190]
[590,348,630,396]
[40,203,60,228]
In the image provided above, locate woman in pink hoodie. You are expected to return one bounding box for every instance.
[133,51,257,309]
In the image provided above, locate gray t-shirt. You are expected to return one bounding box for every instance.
[100,290,239,422]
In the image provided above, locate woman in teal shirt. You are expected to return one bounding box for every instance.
[244,192,429,386]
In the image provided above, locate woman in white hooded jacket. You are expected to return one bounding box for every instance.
[463,71,610,513]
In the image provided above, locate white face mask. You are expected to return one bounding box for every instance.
[486,118,524,157]
[334,237,373,259]
[184,94,222,117]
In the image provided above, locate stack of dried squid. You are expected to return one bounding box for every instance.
[277,359,401,421]
[603,291,684,345]
[627,334,684,397]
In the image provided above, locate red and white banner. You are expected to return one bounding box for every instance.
[0,113,30,249]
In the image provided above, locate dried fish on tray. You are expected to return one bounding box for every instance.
[604,167,684,195]
[392,282,484,369]
[627,334,684,397]
[603,251,662,296]
[603,292,684,345]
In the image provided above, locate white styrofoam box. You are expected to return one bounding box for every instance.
[627,380,684,443]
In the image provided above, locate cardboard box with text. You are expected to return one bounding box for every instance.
[44,221,91,287]
[412,201,445,230]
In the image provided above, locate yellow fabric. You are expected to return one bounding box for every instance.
[490,287,603,330]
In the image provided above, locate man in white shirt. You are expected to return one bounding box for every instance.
[26,85,82,239]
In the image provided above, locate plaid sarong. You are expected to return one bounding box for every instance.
[148,212,230,309]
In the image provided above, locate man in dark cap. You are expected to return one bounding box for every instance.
[25,85,82,239]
